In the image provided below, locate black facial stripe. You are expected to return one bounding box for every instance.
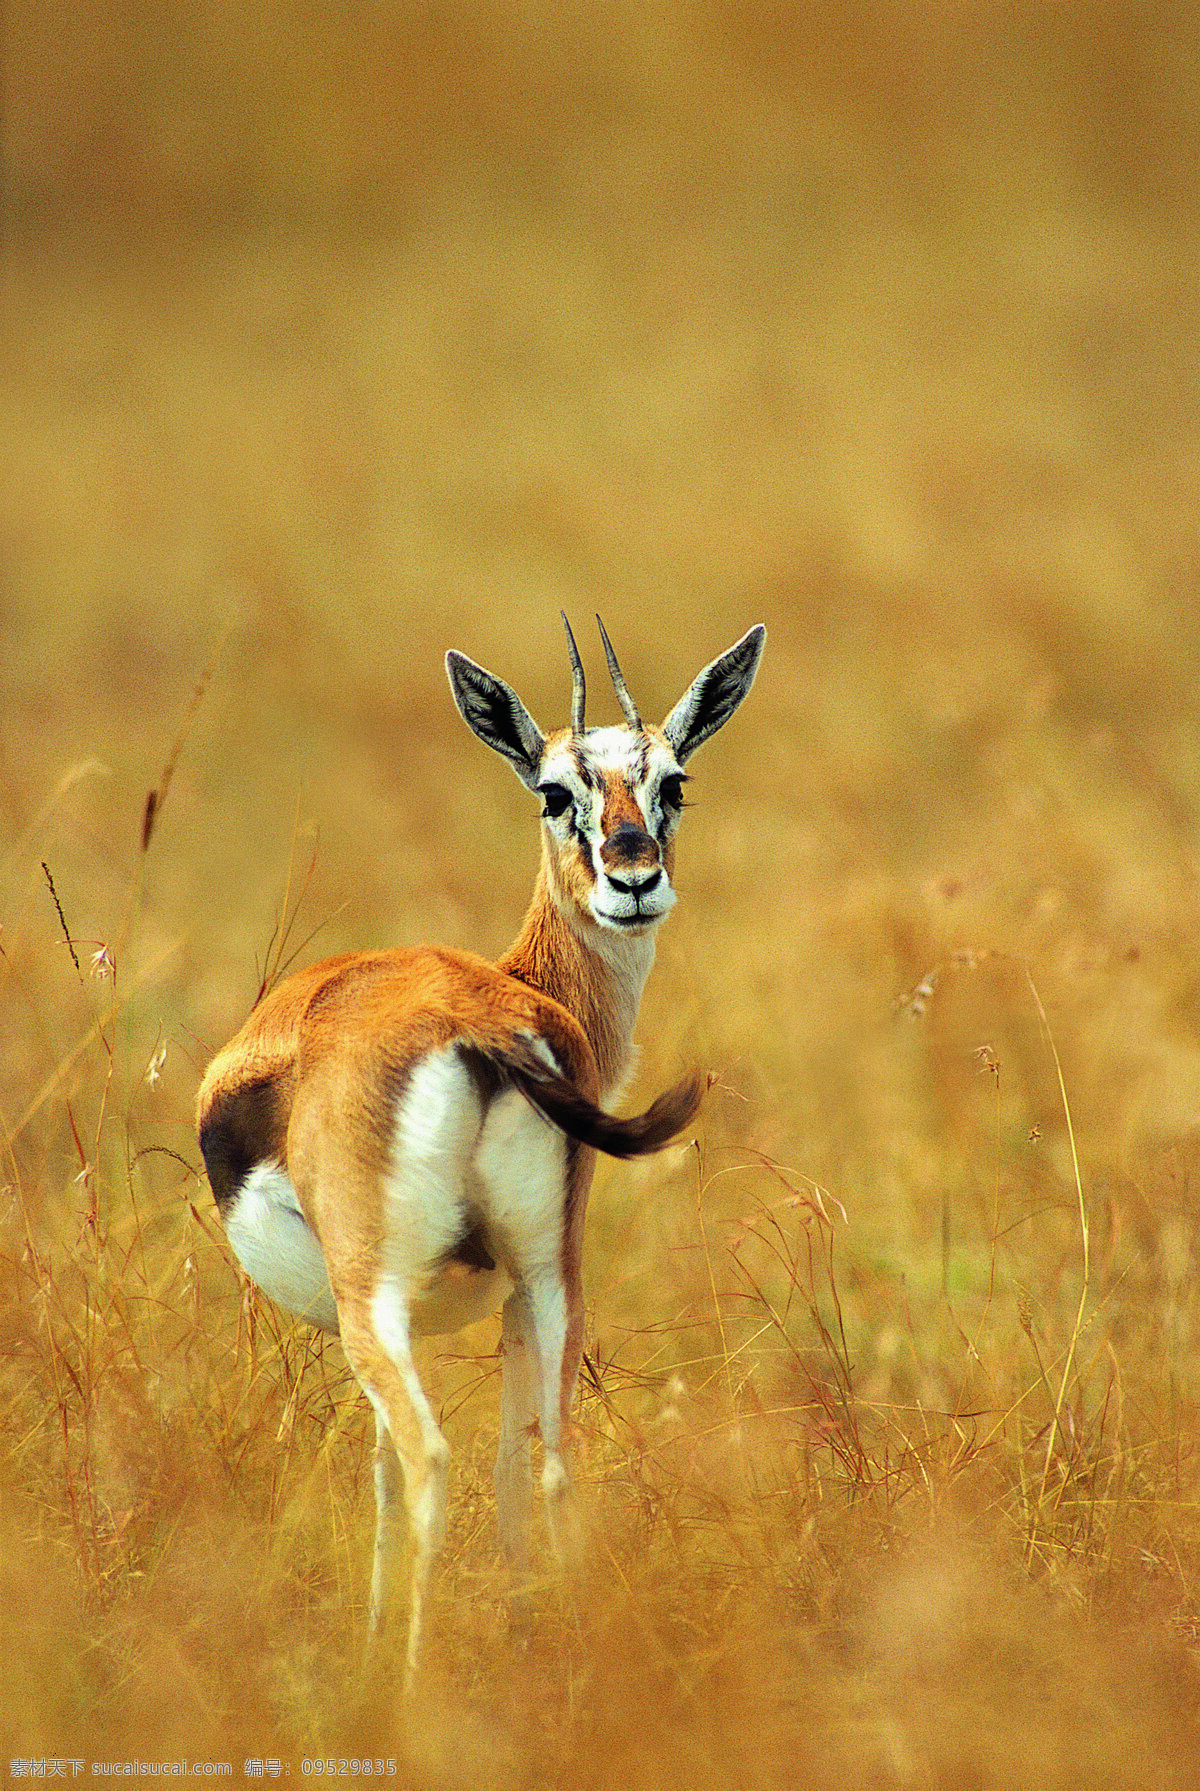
[658,807,681,844]
[571,742,600,789]
[574,821,596,879]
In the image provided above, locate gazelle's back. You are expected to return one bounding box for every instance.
[199,943,600,1203]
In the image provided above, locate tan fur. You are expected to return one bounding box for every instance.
[201,945,602,1172]
[499,866,637,1096]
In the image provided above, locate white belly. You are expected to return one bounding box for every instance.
[224,1162,341,1333]
[222,1159,512,1339]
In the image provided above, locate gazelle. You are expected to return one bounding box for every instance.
[197,615,765,1685]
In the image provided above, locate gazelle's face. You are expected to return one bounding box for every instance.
[445,618,764,941]
[535,724,686,935]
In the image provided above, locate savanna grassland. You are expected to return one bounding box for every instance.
[5,3,1200,1782]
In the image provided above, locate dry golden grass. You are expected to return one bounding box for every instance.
[5,2,1200,1782]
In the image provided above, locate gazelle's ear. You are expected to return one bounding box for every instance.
[661,625,765,763]
[446,651,545,788]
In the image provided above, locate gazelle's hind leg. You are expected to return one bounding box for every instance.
[495,1273,583,1649]
[495,1271,585,1579]
[495,1288,538,1572]
[524,1267,583,1572]
[338,1290,450,1692]
[477,1090,585,1574]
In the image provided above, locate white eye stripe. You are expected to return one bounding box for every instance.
[538,731,684,847]
[544,781,678,842]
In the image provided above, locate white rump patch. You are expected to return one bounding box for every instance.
[475,1087,567,1279]
[224,1161,339,1333]
[387,1045,514,1337]
[386,1046,483,1266]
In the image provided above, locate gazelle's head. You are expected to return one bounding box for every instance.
[446,617,765,939]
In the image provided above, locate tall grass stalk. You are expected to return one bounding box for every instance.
[1023,965,1091,1568]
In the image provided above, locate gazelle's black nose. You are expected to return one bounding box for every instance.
[601,821,662,895]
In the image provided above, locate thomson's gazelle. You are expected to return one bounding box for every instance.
[197,615,764,1684]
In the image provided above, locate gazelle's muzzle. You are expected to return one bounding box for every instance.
[601,820,661,881]
[596,822,668,927]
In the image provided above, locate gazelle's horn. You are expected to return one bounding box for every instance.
[596,615,640,728]
[561,611,586,734]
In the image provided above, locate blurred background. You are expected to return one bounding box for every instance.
[4,1,1200,1777]
[8,0,1200,1204]
[7,0,1200,1123]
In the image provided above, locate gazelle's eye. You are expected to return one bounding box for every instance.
[538,783,573,820]
[659,773,687,812]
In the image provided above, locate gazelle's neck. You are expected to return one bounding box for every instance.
[498,861,657,1100]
